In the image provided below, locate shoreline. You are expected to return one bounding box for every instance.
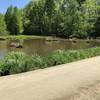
[0,35,100,41]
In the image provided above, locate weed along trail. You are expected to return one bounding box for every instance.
[0,56,100,100]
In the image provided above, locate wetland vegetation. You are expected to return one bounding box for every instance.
[0,0,100,76]
[0,47,100,76]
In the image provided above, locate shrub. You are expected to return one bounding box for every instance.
[30,54,47,70]
[0,52,32,75]
[1,47,100,76]
[45,47,100,66]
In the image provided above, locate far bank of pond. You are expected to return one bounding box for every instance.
[0,36,100,59]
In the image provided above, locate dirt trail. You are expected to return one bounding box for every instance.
[69,83,100,100]
[0,56,100,100]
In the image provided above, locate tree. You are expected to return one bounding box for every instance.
[23,0,45,35]
[77,0,86,5]
[5,6,23,35]
[94,16,100,37]
[12,7,23,35]
[0,14,8,35]
[93,1,100,37]
[23,0,99,38]
[5,6,14,34]
[82,0,99,38]
[59,0,82,38]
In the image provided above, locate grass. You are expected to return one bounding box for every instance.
[0,47,100,76]
[0,35,59,40]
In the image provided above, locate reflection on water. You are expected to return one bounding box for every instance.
[0,39,100,58]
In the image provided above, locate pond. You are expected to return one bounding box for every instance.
[0,38,100,58]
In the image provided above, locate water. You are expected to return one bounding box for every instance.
[0,38,100,58]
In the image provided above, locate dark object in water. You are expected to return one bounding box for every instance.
[16,45,23,48]
[10,43,23,48]
[72,40,77,43]
[86,41,90,44]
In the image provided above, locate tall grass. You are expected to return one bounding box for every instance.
[46,47,100,66]
[0,47,100,76]
[0,52,32,75]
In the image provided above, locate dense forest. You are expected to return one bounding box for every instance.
[0,0,100,39]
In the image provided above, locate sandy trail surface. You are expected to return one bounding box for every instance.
[0,56,100,100]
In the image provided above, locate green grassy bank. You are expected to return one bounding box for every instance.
[0,47,100,76]
[0,35,58,40]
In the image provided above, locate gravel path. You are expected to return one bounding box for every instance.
[0,56,100,100]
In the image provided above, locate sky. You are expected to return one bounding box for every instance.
[0,0,31,14]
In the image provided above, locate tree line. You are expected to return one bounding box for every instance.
[0,0,100,39]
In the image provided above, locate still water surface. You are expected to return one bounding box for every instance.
[0,39,100,58]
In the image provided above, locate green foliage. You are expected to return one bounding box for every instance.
[0,0,100,38]
[0,52,46,76]
[94,3,100,37]
[0,52,31,75]
[46,47,100,66]
[23,1,43,35]
[5,6,23,35]
[94,16,100,37]
[31,54,47,69]
[1,47,100,76]
[0,14,8,35]
[22,0,99,38]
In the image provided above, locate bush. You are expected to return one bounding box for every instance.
[0,52,32,75]
[30,54,47,70]
[0,52,47,76]
[45,50,85,66]
[45,47,100,66]
[1,47,100,76]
